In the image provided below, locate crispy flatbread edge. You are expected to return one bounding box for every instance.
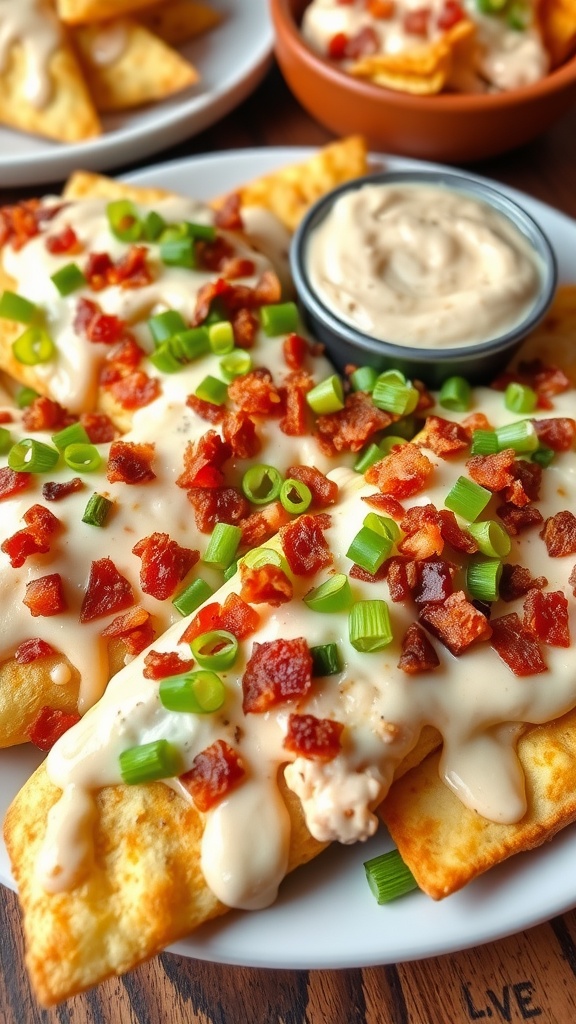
[62,171,177,203]
[379,707,576,901]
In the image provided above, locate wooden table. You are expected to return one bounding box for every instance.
[2,63,576,1024]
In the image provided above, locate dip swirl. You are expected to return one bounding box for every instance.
[306,182,543,348]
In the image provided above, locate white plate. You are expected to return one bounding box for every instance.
[0,0,272,189]
[2,148,576,971]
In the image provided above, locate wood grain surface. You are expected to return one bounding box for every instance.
[1,61,576,1024]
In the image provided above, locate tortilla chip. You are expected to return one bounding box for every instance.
[539,0,576,68]
[0,655,80,748]
[137,0,222,46]
[63,170,175,203]
[73,19,199,113]
[510,284,576,383]
[348,20,475,95]
[56,0,160,25]
[217,135,369,232]
[380,709,576,900]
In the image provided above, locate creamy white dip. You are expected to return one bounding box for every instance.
[306,182,542,348]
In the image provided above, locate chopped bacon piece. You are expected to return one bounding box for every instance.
[242,637,312,713]
[239,562,293,606]
[500,563,547,602]
[285,465,339,509]
[186,393,226,424]
[496,502,543,535]
[384,556,418,602]
[540,510,576,556]
[523,589,570,647]
[284,713,343,761]
[467,449,515,492]
[80,557,134,623]
[180,739,245,812]
[0,467,30,500]
[143,650,195,680]
[15,638,56,664]
[570,564,576,596]
[84,251,113,289]
[361,492,405,519]
[187,486,249,533]
[403,7,430,35]
[107,245,153,288]
[239,501,292,549]
[438,509,478,554]
[365,442,433,499]
[461,411,492,437]
[413,559,454,605]
[23,573,67,617]
[231,307,259,349]
[279,374,313,436]
[101,607,155,655]
[491,361,571,408]
[283,333,310,370]
[227,368,282,415]
[367,0,395,17]
[75,297,126,345]
[420,590,492,656]
[328,31,349,59]
[45,224,79,254]
[107,440,156,485]
[181,593,260,644]
[222,410,261,459]
[80,411,117,444]
[176,432,231,490]
[132,533,199,601]
[350,561,390,583]
[490,612,547,675]
[398,622,440,674]
[414,416,470,457]
[24,503,60,536]
[27,706,81,751]
[2,529,49,568]
[279,513,332,577]
[437,0,464,28]
[502,459,541,507]
[316,391,392,455]
[213,192,244,232]
[0,198,43,250]
[253,269,283,307]
[344,25,380,57]
[180,602,222,643]
[399,521,444,560]
[42,477,84,502]
[532,417,576,452]
[222,258,258,281]
[22,396,72,432]
[107,371,160,411]
[196,234,235,272]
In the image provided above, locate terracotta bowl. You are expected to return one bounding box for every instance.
[270,0,576,163]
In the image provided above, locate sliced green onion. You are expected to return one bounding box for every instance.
[471,429,499,456]
[354,442,384,474]
[494,419,539,454]
[50,262,86,297]
[223,559,239,582]
[190,629,238,670]
[466,556,502,602]
[149,342,183,374]
[364,849,418,904]
[379,435,409,456]
[506,0,531,29]
[242,464,283,505]
[0,427,12,454]
[51,421,90,452]
[439,376,471,412]
[363,512,401,543]
[148,309,187,344]
[260,301,299,336]
[159,669,225,714]
[160,236,196,269]
[12,326,55,365]
[220,349,252,381]
[532,446,555,468]
[63,443,101,473]
[203,522,242,569]
[476,0,507,11]
[346,526,392,575]
[444,476,491,522]
[241,546,285,571]
[466,520,511,558]
[280,478,312,514]
[504,382,537,414]
[306,374,345,415]
[304,573,352,613]
[106,200,142,242]
[183,220,217,242]
[8,438,59,473]
[143,210,166,241]
[172,578,213,616]
[349,599,393,653]
[372,374,419,416]
[119,738,181,785]
[171,327,211,361]
[209,320,234,354]
[350,365,378,393]
[195,375,228,406]
[159,223,188,245]
[82,493,113,527]
[310,642,343,677]
[16,386,39,408]
[0,290,37,323]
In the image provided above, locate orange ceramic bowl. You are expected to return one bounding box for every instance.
[270,0,576,163]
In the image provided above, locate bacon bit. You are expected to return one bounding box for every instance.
[213,192,244,232]
[42,477,84,502]
[361,492,405,519]
[24,504,60,536]
[239,562,293,606]
[27,706,81,751]
[0,198,44,250]
[350,561,390,583]
[253,269,283,307]
[492,361,570,407]
[437,0,464,28]
[0,411,12,424]
[279,373,314,437]
[180,593,260,644]
[0,467,30,501]
[540,510,576,556]
[420,591,492,656]
[107,245,153,289]
[283,333,310,370]
[45,224,80,255]
[24,573,67,617]
[15,638,56,664]
[461,412,493,437]
[22,396,72,432]
[123,621,156,656]
[80,411,117,444]
[242,637,313,713]
[438,509,478,554]
[143,650,195,681]
[193,272,281,327]
[490,612,547,675]
[400,503,439,536]
[328,31,349,59]
[132,533,199,601]
[317,391,392,456]
[101,606,155,655]
[403,7,430,34]
[176,432,231,490]
[84,251,113,289]
[398,622,440,674]
[227,368,282,416]
[107,440,156,485]
[467,449,516,492]
[496,502,543,535]
[2,503,60,567]
[80,557,134,623]
[345,25,380,57]
[232,307,259,349]
[180,739,245,812]
[286,465,339,509]
[186,393,226,424]
[222,410,261,459]
[221,257,257,280]
[187,486,249,534]
[366,442,433,500]
[103,335,144,376]
[279,513,332,577]
[196,234,235,272]
[399,521,444,560]
[523,589,570,647]
[413,559,454,605]
[74,297,127,345]
[180,601,222,642]
[503,459,542,508]
[284,713,343,761]
[239,501,292,549]
[107,371,161,411]
[414,416,470,457]
[500,563,547,602]
[384,556,419,602]
[367,0,395,17]
[532,417,576,452]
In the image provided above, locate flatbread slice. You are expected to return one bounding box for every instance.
[56,0,160,25]
[62,170,176,203]
[137,0,222,46]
